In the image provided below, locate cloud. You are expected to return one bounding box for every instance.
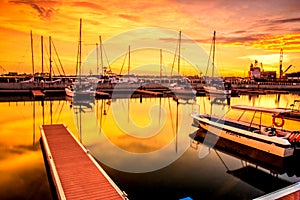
[271,17,300,24]
[9,0,57,19]
[118,14,140,22]
[71,1,106,11]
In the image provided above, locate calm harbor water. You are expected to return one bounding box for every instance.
[1,93,300,199]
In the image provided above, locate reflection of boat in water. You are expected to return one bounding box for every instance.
[189,129,300,177]
[191,105,300,157]
[189,129,300,196]
[228,165,292,194]
[66,96,94,110]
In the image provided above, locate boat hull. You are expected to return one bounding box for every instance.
[203,86,231,95]
[192,114,294,157]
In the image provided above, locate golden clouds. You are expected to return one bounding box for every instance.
[0,0,300,76]
[252,34,300,52]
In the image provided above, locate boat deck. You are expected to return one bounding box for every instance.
[40,124,126,199]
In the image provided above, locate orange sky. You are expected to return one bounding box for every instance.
[0,0,300,77]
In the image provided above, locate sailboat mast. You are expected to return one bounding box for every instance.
[178,31,181,74]
[79,18,82,81]
[96,43,99,76]
[128,45,130,76]
[49,36,52,81]
[99,36,104,75]
[41,36,44,75]
[160,49,162,82]
[30,30,34,75]
[212,30,216,78]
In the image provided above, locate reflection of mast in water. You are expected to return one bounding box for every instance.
[79,104,82,142]
[159,97,162,125]
[32,101,35,146]
[175,100,179,153]
[74,102,83,143]
[168,97,179,153]
[50,100,53,124]
[127,98,130,123]
[275,94,281,107]
[41,100,45,125]
[97,99,104,135]
[96,99,111,135]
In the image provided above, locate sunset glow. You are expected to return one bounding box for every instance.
[1,0,300,76]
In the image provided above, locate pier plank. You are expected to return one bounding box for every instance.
[135,89,163,97]
[32,90,45,97]
[40,124,126,200]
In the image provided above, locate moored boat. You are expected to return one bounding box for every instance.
[203,31,231,96]
[277,100,300,121]
[191,105,300,157]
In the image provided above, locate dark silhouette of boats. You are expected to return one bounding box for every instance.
[189,128,300,196]
[189,128,300,177]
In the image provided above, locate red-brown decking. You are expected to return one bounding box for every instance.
[277,190,300,200]
[40,124,126,200]
[32,90,45,97]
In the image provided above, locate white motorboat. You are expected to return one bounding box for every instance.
[191,105,300,157]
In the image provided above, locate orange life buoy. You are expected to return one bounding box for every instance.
[272,114,285,127]
[289,133,296,143]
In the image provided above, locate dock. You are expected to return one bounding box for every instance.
[32,90,45,98]
[135,89,163,97]
[40,124,127,200]
[254,182,300,200]
[95,91,111,98]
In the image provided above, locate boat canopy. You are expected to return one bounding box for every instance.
[231,105,293,114]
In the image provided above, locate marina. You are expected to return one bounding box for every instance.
[1,2,300,199]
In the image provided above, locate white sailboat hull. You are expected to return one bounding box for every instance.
[203,86,231,95]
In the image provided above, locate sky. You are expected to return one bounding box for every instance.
[0,0,300,77]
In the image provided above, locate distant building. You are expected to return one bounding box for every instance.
[261,71,276,79]
[248,60,277,80]
[248,60,261,79]
[286,72,300,80]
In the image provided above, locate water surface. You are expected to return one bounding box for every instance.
[0,94,300,199]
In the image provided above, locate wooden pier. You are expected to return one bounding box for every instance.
[95,91,111,98]
[254,182,300,200]
[32,90,45,98]
[135,89,163,97]
[40,124,127,200]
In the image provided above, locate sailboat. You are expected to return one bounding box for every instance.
[65,18,95,99]
[203,31,231,95]
[169,31,196,99]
